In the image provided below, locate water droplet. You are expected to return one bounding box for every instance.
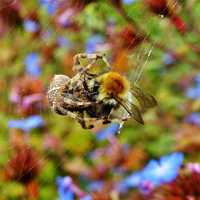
[117,122,124,134]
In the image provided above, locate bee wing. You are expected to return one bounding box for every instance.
[131,85,157,109]
[130,103,144,124]
[114,96,144,124]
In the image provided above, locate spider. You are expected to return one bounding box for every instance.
[47,53,157,129]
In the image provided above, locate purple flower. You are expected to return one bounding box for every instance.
[10,88,20,103]
[41,30,52,41]
[22,93,44,109]
[8,115,44,132]
[56,176,74,200]
[187,163,200,174]
[39,0,59,15]
[96,123,120,141]
[24,53,41,77]
[119,152,184,194]
[23,20,39,32]
[185,112,200,126]
[57,9,74,27]
[85,35,104,53]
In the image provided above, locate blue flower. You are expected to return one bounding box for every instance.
[118,172,143,192]
[123,0,136,4]
[39,0,58,15]
[87,181,103,192]
[8,115,44,132]
[85,35,104,53]
[185,112,200,126]
[56,176,74,200]
[119,152,184,193]
[24,53,41,77]
[57,36,71,48]
[195,74,200,84]
[23,20,39,32]
[141,152,184,186]
[185,74,200,99]
[80,195,93,200]
[163,53,176,65]
[185,87,200,99]
[96,123,120,141]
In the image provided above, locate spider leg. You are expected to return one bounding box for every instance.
[52,104,70,115]
[73,53,111,73]
[83,53,112,73]
[53,105,92,129]
[100,54,112,71]
[64,111,94,129]
[63,97,96,109]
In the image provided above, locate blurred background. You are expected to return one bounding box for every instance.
[1,0,200,199]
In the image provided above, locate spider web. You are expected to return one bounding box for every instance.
[1,0,179,198]
[2,0,157,176]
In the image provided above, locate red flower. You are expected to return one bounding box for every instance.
[109,25,144,52]
[118,25,144,49]
[144,0,170,16]
[5,146,41,184]
[91,182,113,200]
[109,0,123,10]
[170,14,187,34]
[0,0,21,36]
[144,0,187,34]
[10,76,47,116]
[42,42,58,62]
[150,170,200,200]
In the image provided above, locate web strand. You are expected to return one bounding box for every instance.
[134,45,154,84]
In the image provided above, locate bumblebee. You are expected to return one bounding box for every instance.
[47,53,157,129]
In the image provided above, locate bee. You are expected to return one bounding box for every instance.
[47,53,157,129]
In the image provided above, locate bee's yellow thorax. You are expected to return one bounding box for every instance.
[98,71,130,99]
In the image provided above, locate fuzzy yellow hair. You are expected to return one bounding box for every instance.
[98,71,130,99]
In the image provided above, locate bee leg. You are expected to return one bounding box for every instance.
[78,119,94,129]
[102,116,111,124]
[102,119,111,124]
[78,112,94,129]
[77,118,86,129]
